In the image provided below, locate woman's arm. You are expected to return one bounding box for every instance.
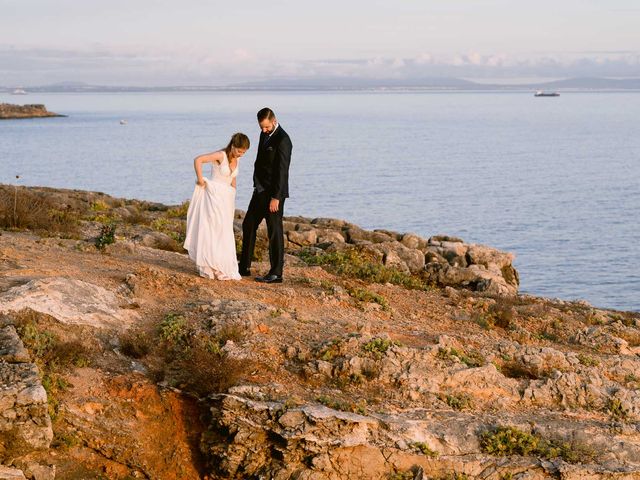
[193,151,223,186]
[231,178,237,189]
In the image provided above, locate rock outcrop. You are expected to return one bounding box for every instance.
[0,104,63,120]
[0,278,139,329]
[277,218,519,296]
[0,326,52,463]
[0,186,638,479]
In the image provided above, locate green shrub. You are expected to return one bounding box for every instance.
[90,200,110,212]
[481,426,597,463]
[411,441,438,457]
[299,247,429,290]
[363,338,400,358]
[441,392,473,411]
[481,426,539,456]
[348,287,389,310]
[159,313,189,345]
[606,398,629,421]
[95,223,116,249]
[577,353,599,367]
[166,201,190,218]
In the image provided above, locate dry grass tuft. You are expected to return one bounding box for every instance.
[0,186,81,236]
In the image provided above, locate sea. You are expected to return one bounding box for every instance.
[1,90,638,312]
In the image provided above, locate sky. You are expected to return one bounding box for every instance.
[1,0,639,86]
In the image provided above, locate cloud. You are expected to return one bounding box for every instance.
[1,45,639,86]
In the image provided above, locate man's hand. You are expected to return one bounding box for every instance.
[269,198,280,213]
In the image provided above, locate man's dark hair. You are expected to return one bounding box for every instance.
[257,107,275,121]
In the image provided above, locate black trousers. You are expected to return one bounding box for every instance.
[239,191,286,277]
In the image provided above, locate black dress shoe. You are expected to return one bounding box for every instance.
[255,274,283,284]
[239,268,252,277]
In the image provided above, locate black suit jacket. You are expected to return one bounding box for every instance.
[253,125,292,200]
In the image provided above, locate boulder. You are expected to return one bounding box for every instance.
[0,467,27,480]
[287,229,317,246]
[0,277,139,329]
[367,241,426,273]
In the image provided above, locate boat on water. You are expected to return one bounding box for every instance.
[534,90,559,97]
[11,88,27,95]
[119,119,127,125]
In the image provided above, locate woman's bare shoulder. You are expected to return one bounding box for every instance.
[196,150,224,164]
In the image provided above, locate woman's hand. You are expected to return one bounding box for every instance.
[196,178,206,187]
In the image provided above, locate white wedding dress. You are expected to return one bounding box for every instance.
[183,151,241,280]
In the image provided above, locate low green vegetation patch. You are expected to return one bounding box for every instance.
[95,223,116,250]
[481,426,597,463]
[410,441,439,457]
[299,247,429,290]
[363,338,400,358]
[437,347,485,368]
[13,310,90,420]
[165,201,190,218]
[605,398,629,421]
[347,287,389,310]
[134,312,253,397]
[440,392,473,411]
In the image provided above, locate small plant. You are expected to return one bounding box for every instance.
[411,441,438,457]
[299,246,429,290]
[166,201,190,218]
[151,217,186,246]
[481,426,597,463]
[481,426,540,456]
[270,308,284,318]
[441,392,473,411]
[95,223,116,250]
[606,398,629,421]
[624,374,640,389]
[388,471,414,480]
[318,338,343,361]
[437,347,484,367]
[363,338,399,358]
[90,200,110,212]
[348,287,389,310]
[159,313,189,345]
[475,303,515,330]
[169,338,251,396]
[440,474,469,480]
[577,353,599,367]
[52,430,81,450]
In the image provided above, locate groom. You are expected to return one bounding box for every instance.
[239,107,292,283]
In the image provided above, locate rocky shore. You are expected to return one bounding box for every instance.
[0,185,639,479]
[0,104,64,120]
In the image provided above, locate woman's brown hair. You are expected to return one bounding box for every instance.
[225,132,250,158]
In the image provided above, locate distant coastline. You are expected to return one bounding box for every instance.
[2,76,640,93]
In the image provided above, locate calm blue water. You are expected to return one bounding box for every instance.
[1,91,639,312]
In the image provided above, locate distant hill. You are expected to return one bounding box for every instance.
[2,77,640,92]
[525,77,640,90]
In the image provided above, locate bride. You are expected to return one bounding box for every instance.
[183,133,250,280]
